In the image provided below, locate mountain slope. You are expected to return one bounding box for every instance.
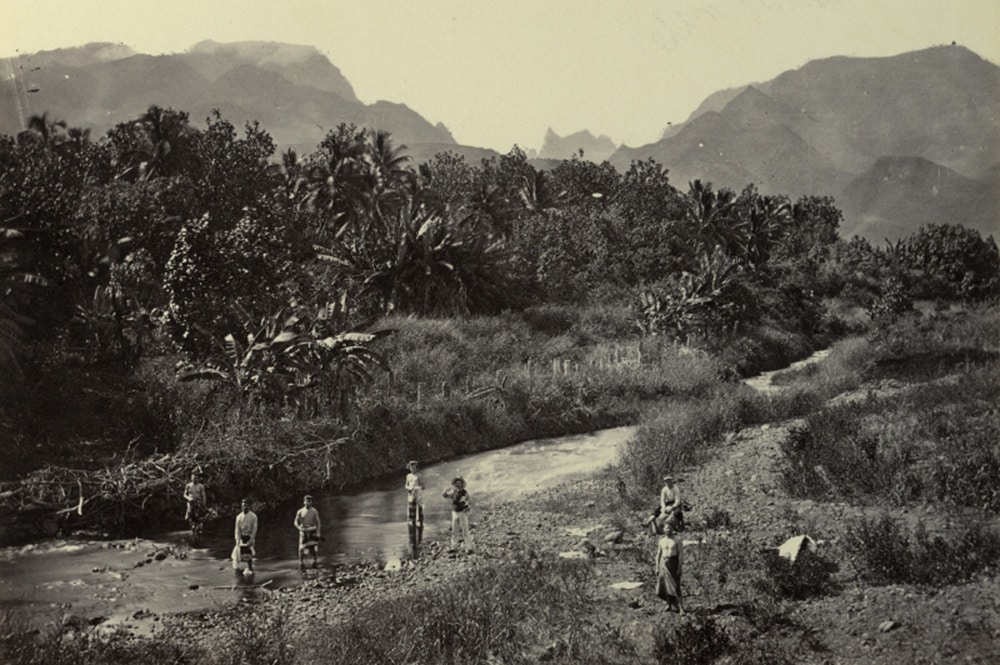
[840,156,1000,240]
[610,45,1000,241]
[0,41,455,153]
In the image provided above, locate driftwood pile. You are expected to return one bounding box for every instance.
[0,436,349,538]
[0,453,199,529]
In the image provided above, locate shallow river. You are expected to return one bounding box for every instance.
[0,426,635,631]
[0,347,831,632]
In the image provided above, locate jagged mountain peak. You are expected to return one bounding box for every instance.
[539,128,617,161]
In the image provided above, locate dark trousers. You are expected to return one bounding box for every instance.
[408,503,424,557]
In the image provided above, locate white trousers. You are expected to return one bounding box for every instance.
[450,510,473,550]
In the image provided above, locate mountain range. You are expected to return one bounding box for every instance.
[610,45,1000,240]
[0,41,456,157]
[1,41,997,241]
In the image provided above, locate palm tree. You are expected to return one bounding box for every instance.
[518,170,565,213]
[686,180,738,255]
[369,129,410,186]
[736,193,791,269]
[109,105,199,181]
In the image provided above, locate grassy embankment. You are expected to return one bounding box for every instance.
[1,304,819,542]
[6,305,998,664]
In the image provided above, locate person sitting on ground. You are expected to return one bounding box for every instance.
[294,494,322,570]
[644,475,685,534]
[232,498,258,573]
[655,520,685,614]
[183,470,207,536]
[442,476,473,553]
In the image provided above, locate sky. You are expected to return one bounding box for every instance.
[2,0,998,152]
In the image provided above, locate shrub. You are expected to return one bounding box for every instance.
[842,515,1000,586]
[653,616,731,665]
[700,507,735,531]
[0,609,201,665]
[304,557,598,665]
[756,548,836,600]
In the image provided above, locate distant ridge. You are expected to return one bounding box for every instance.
[538,128,617,162]
[0,40,455,154]
[610,45,1000,240]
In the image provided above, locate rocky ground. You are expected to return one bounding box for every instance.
[157,377,1000,664]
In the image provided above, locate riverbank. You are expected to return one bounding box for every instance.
[8,359,994,665]
[0,314,824,546]
[144,372,997,665]
[5,307,999,663]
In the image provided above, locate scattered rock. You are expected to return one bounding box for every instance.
[88,615,109,626]
[188,584,200,590]
[879,620,900,633]
[603,530,624,544]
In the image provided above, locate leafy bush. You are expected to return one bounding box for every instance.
[756,548,836,600]
[653,616,731,665]
[842,515,1000,586]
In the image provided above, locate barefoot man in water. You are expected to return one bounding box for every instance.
[232,498,258,574]
[294,494,322,570]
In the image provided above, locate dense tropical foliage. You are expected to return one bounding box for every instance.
[1,106,997,535]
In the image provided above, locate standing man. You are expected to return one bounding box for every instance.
[405,461,424,558]
[442,476,473,553]
[294,494,322,570]
[655,521,685,614]
[232,498,258,573]
[183,470,207,540]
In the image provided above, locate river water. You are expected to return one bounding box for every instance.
[0,426,635,631]
[0,347,832,632]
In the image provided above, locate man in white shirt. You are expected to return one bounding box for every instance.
[294,494,322,570]
[232,498,258,572]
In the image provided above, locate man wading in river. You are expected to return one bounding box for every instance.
[232,498,258,574]
[183,470,207,541]
[405,461,424,558]
[294,494,322,570]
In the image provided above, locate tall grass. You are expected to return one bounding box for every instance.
[299,557,639,665]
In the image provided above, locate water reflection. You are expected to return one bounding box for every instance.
[0,426,634,628]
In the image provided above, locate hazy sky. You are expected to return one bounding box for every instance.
[3,0,998,152]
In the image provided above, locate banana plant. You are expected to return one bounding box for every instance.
[636,248,744,339]
[176,302,391,418]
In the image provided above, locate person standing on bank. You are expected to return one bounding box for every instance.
[442,476,473,553]
[232,498,258,573]
[405,461,424,558]
[655,521,685,614]
[294,494,322,570]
